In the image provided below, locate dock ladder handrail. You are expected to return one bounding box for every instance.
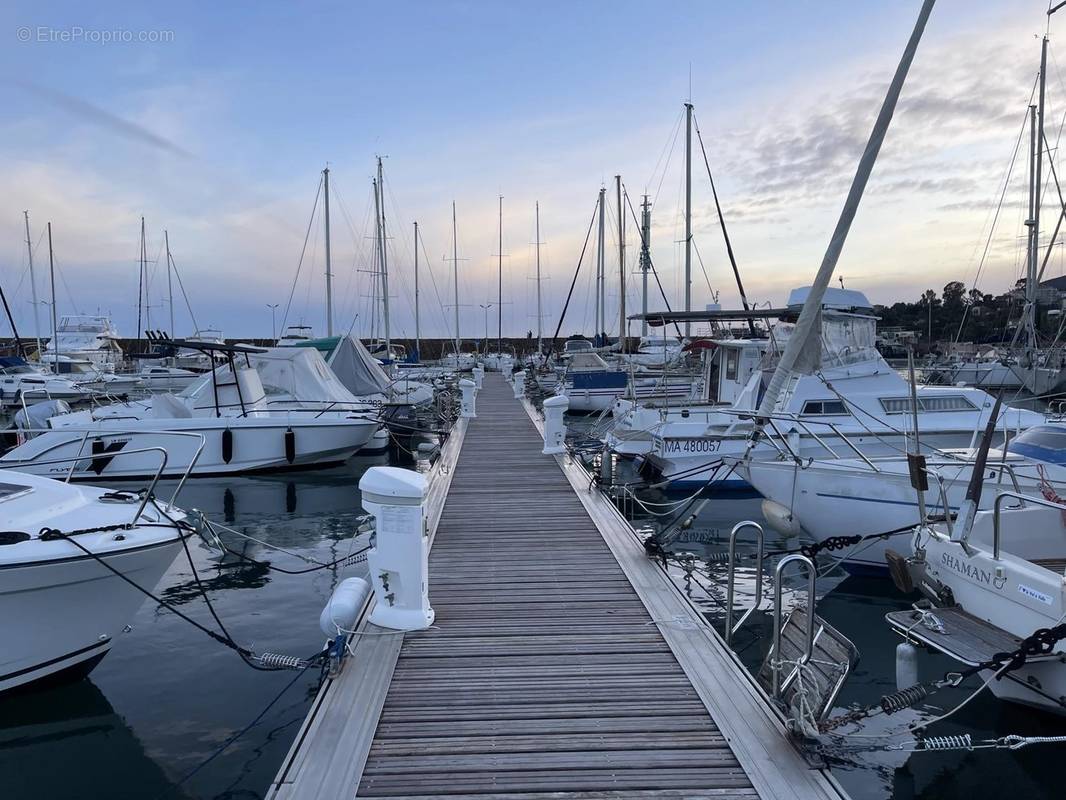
[724,520,765,647]
[771,553,817,699]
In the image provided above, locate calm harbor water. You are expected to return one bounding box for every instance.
[1,428,1062,799]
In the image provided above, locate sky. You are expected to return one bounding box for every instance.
[0,1,1061,342]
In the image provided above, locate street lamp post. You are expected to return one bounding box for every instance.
[267,304,279,342]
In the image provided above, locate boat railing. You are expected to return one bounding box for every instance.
[720,407,880,469]
[771,554,817,700]
[4,428,205,512]
[724,521,765,647]
[992,491,1066,559]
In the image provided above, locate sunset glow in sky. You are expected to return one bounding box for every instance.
[0,1,1059,341]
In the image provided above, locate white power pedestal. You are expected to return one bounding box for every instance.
[360,466,434,631]
[542,394,569,454]
[472,365,485,390]
[513,371,526,399]
[459,379,476,418]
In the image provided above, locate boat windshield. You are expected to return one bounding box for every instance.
[1007,425,1066,464]
[565,340,593,353]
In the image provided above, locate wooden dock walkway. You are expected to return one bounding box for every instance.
[271,375,848,800]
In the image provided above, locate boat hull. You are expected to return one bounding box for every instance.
[0,535,185,693]
[0,417,377,480]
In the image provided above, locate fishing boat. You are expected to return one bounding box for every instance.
[0,343,378,479]
[0,471,190,692]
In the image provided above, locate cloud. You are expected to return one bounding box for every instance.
[9,80,194,159]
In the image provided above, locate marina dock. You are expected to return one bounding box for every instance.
[270,375,849,800]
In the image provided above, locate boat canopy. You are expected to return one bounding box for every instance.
[180,347,361,405]
[293,336,391,397]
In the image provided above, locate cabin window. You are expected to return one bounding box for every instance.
[801,399,848,416]
[724,350,738,381]
[880,396,977,414]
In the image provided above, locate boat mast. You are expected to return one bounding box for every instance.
[1027,36,1049,353]
[323,166,333,337]
[755,0,934,421]
[47,222,58,362]
[165,229,175,336]
[535,201,542,354]
[597,187,606,344]
[377,157,391,359]
[452,201,460,355]
[497,195,503,354]
[414,220,420,360]
[136,217,145,344]
[616,176,625,352]
[684,102,693,338]
[640,196,651,338]
[23,211,42,357]
[1026,104,1038,353]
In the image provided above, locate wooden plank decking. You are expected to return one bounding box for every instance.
[271,375,848,800]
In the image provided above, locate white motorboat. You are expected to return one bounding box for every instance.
[45,314,124,372]
[134,364,201,392]
[38,353,140,395]
[632,288,1044,487]
[618,335,684,367]
[890,491,1066,716]
[608,337,769,457]
[0,345,378,480]
[929,352,1023,389]
[0,471,189,692]
[0,357,91,406]
[739,422,1066,574]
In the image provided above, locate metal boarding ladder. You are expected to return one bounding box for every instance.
[723,522,859,732]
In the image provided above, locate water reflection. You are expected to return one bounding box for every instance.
[2,458,379,800]
[0,681,190,800]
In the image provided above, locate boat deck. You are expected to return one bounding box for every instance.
[271,375,847,800]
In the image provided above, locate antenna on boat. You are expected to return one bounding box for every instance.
[23,211,42,358]
[323,165,333,337]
